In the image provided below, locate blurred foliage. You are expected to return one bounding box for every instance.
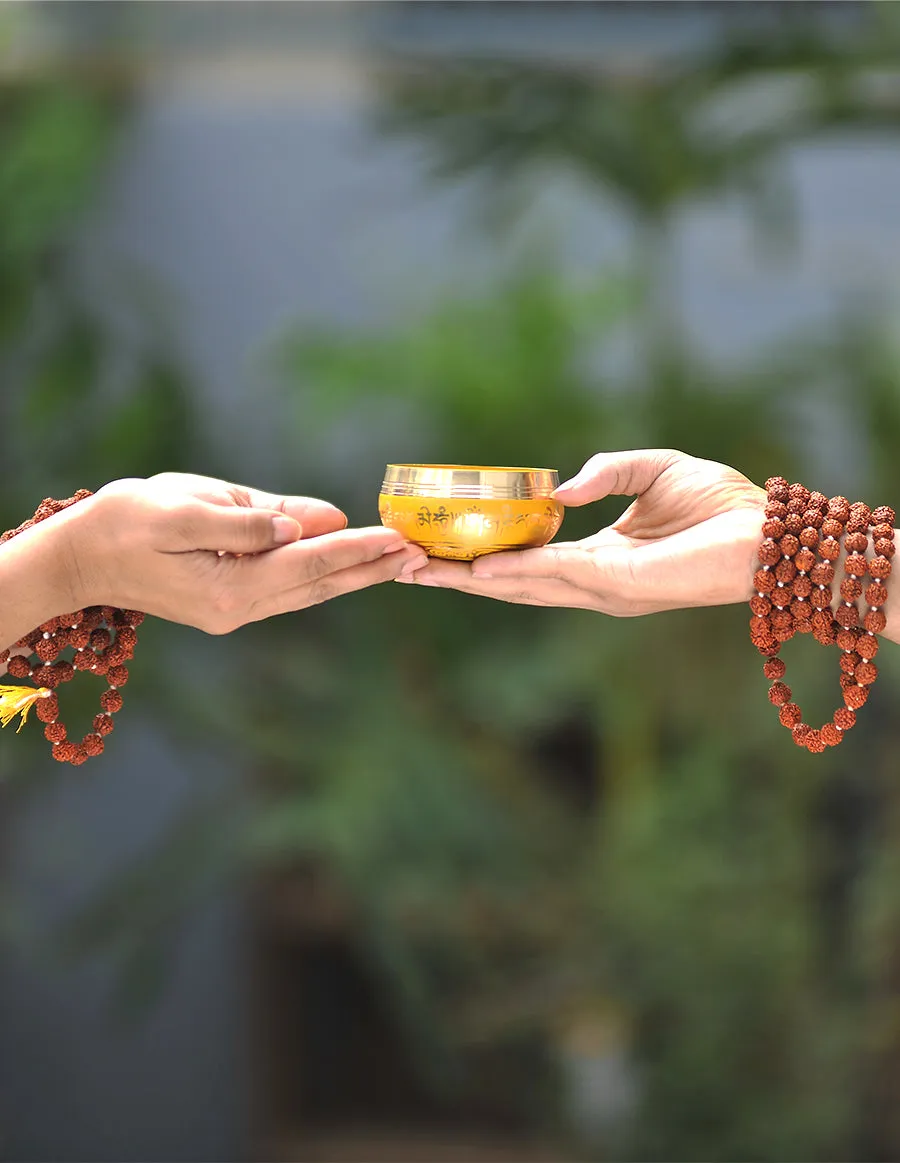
[10,5,900,1162]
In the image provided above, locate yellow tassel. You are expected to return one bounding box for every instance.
[0,685,50,733]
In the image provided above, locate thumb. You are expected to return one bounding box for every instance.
[553,449,680,507]
[177,501,301,553]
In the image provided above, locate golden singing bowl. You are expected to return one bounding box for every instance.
[379,464,564,560]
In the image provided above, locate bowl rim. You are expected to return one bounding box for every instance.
[385,463,557,473]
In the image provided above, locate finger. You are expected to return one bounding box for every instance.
[241,525,411,593]
[251,546,428,619]
[171,500,304,553]
[395,559,586,607]
[152,473,348,537]
[553,449,681,506]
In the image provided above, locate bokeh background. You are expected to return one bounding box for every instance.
[4,2,900,1160]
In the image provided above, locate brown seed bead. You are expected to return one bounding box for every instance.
[52,660,74,684]
[802,509,824,529]
[845,531,868,554]
[784,513,803,535]
[810,563,835,586]
[844,684,869,710]
[758,540,780,565]
[775,559,797,584]
[799,527,820,548]
[52,742,78,764]
[763,658,786,679]
[793,576,813,598]
[765,501,788,520]
[839,651,862,675]
[116,626,138,651]
[840,578,863,602]
[809,491,828,510]
[69,627,91,650]
[779,534,801,557]
[751,619,774,643]
[768,682,792,706]
[821,723,843,747]
[834,707,856,731]
[105,643,126,667]
[839,673,855,692]
[93,713,115,737]
[805,730,826,754]
[83,735,104,758]
[779,703,803,728]
[856,661,878,685]
[107,665,129,688]
[754,569,776,593]
[820,538,841,561]
[836,627,860,652]
[69,747,89,767]
[822,518,844,539]
[873,523,893,541]
[795,619,814,635]
[101,689,124,714]
[835,604,860,628]
[811,587,833,610]
[34,694,60,723]
[870,556,893,579]
[72,650,93,672]
[773,623,795,643]
[795,548,817,573]
[850,501,872,524]
[0,649,9,667]
[791,599,812,622]
[857,633,879,660]
[766,478,790,501]
[864,610,887,634]
[32,666,55,688]
[750,595,772,616]
[789,483,810,506]
[827,496,851,521]
[44,722,67,743]
[762,519,785,540]
[872,505,896,525]
[866,582,888,607]
[6,655,30,678]
[844,552,868,576]
[875,538,895,558]
[813,622,837,646]
[770,609,792,632]
[786,498,807,516]
[34,637,55,662]
[846,517,868,534]
[124,610,145,627]
[793,724,812,746]
[92,656,110,676]
[90,628,111,651]
[757,640,780,657]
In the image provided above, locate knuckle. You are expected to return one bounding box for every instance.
[306,580,336,607]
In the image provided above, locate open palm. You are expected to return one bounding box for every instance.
[399,450,767,615]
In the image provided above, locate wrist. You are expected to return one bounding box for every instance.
[878,529,900,645]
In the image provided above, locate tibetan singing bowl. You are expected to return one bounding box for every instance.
[379,464,564,560]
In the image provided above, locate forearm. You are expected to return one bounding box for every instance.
[0,505,87,657]
[879,530,900,645]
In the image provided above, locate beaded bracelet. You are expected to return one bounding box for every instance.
[0,492,143,766]
[751,477,894,752]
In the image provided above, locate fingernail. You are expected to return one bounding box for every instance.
[400,556,428,576]
[554,476,581,493]
[273,517,301,543]
[382,540,408,555]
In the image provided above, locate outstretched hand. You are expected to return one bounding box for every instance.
[397,450,767,615]
[60,472,427,633]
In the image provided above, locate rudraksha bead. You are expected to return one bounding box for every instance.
[857,634,879,660]
[811,587,833,610]
[779,702,802,727]
[775,559,797,584]
[791,599,812,622]
[804,729,826,754]
[82,735,104,758]
[865,583,888,607]
[802,509,824,529]
[51,742,78,764]
[792,576,813,598]
[835,627,860,652]
[799,527,820,548]
[864,610,887,634]
[795,548,817,573]
[856,661,878,685]
[754,569,776,593]
[821,723,843,747]
[792,723,812,745]
[750,595,772,616]
[763,519,785,540]
[763,658,787,679]
[768,682,791,706]
[758,540,780,565]
[820,538,841,561]
[827,496,850,521]
[766,501,787,520]
[840,578,863,602]
[835,605,860,628]
[93,714,115,737]
[44,722,66,743]
[779,534,801,557]
[839,652,861,675]
[845,532,868,553]
[89,628,111,651]
[107,665,129,688]
[6,655,30,679]
[810,562,835,585]
[875,538,895,558]
[35,694,59,723]
[869,557,892,579]
[765,477,790,501]
[844,552,868,576]
[844,684,869,710]
[100,690,124,714]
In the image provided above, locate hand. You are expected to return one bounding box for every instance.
[397,449,766,615]
[56,473,427,633]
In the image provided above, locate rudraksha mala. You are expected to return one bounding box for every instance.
[751,476,895,752]
[0,492,144,766]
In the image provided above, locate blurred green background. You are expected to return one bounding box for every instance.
[4,3,900,1160]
